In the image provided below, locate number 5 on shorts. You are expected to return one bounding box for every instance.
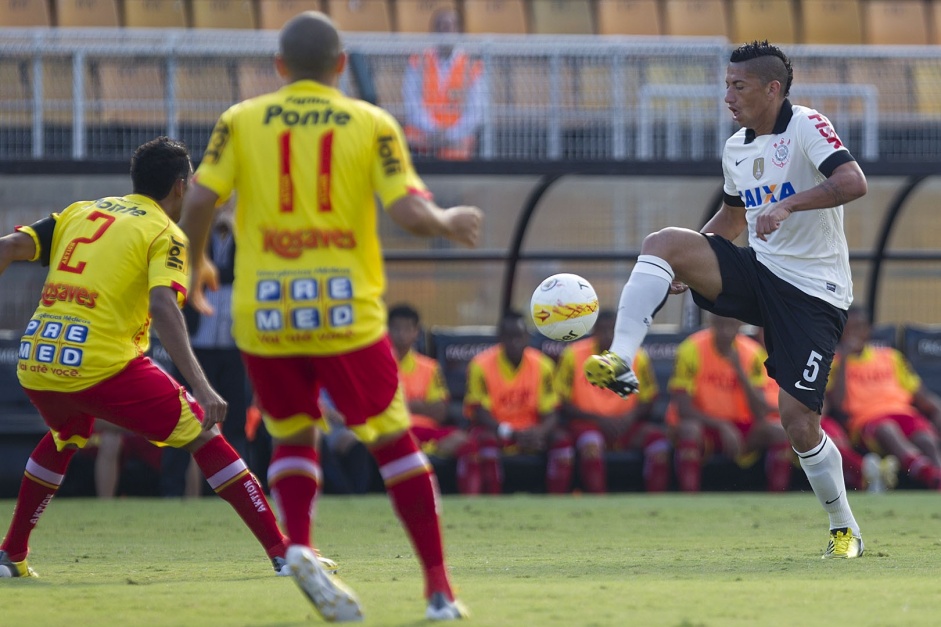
[795,350,824,391]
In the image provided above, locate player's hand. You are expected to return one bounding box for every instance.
[443,205,483,248]
[194,384,228,431]
[668,280,688,295]
[190,253,220,316]
[754,203,793,241]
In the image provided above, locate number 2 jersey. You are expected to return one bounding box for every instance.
[193,79,430,357]
[15,195,189,392]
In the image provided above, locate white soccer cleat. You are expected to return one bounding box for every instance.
[273,550,339,576]
[425,591,470,621]
[287,545,363,622]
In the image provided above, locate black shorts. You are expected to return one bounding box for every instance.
[690,234,848,413]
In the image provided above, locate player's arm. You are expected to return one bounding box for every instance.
[0,214,57,274]
[387,194,482,248]
[149,285,226,430]
[409,397,448,424]
[701,202,748,242]
[776,160,867,216]
[178,183,222,315]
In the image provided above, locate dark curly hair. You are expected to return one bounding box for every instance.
[130,136,191,201]
[729,40,793,98]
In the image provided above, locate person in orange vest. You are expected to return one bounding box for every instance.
[826,307,941,490]
[668,314,792,492]
[388,303,480,494]
[555,310,670,493]
[464,310,572,494]
[402,7,484,161]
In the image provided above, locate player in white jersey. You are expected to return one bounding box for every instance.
[585,41,869,559]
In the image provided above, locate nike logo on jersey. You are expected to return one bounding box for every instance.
[794,380,814,391]
[735,158,747,166]
[825,491,843,505]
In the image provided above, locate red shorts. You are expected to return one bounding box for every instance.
[242,336,409,443]
[859,412,935,452]
[24,357,203,450]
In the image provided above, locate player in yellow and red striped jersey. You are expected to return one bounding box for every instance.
[179,12,481,621]
[0,137,291,581]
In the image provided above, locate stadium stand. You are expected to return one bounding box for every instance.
[257,0,322,30]
[800,0,863,45]
[0,60,31,127]
[529,0,594,35]
[124,0,189,28]
[596,0,662,36]
[0,0,52,26]
[394,0,457,32]
[729,0,797,44]
[462,0,527,34]
[662,0,729,37]
[174,60,240,125]
[863,0,929,46]
[191,0,258,29]
[93,59,167,126]
[55,0,119,27]
[325,0,392,31]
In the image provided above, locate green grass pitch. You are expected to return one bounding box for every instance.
[2,492,941,626]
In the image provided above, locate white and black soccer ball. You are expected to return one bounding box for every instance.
[530,273,599,341]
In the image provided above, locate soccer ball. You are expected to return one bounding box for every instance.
[530,273,599,341]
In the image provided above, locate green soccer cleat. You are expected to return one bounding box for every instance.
[583,351,639,398]
[822,528,864,559]
[425,592,470,621]
[0,550,37,578]
[287,545,363,622]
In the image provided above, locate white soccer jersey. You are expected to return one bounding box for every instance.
[721,101,855,309]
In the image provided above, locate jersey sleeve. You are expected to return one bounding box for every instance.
[890,349,922,395]
[193,106,238,200]
[633,348,659,403]
[553,347,576,403]
[15,213,61,265]
[669,339,700,395]
[425,362,451,403]
[148,226,190,307]
[796,108,852,173]
[722,153,739,199]
[370,108,432,209]
[463,358,490,411]
[536,354,559,414]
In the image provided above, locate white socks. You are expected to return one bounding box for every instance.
[610,255,674,361]
[797,434,860,536]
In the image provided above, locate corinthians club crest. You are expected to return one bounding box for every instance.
[752,157,764,180]
[772,138,791,168]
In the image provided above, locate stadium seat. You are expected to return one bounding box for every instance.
[902,325,941,397]
[800,0,862,45]
[124,0,187,27]
[325,0,392,31]
[596,0,662,36]
[933,0,941,45]
[92,60,167,126]
[863,0,928,46]
[729,0,797,44]
[43,58,84,125]
[914,62,941,116]
[0,60,31,126]
[529,0,593,35]
[191,0,257,29]
[55,0,119,27]
[428,326,497,402]
[463,0,527,34]
[0,0,52,26]
[257,0,322,30]
[663,0,729,38]
[394,0,457,33]
[237,58,283,101]
[174,62,238,125]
